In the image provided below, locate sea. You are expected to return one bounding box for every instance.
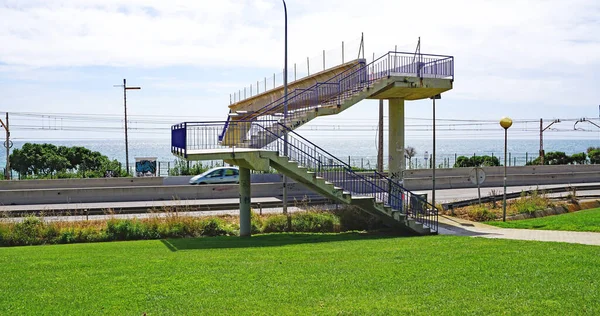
[2,137,599,176]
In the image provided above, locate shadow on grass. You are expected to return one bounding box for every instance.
[160,231,413,252]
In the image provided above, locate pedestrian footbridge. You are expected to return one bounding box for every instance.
[172,50,454,236]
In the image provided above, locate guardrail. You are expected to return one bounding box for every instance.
[219,51,453,140]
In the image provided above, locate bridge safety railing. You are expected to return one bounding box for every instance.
[220,51,453,141]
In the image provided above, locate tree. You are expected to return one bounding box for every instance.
[587,147,600,164]
[453,155,500,168]
[454,156,471,168]
[527,151,583,166]
[589,150,600,164]
[544,151,571,165]
[9,143,124,179]
[404,146,417,168]
[570,152,587,165]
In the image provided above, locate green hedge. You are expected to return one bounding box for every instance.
[0,216,237,247]
[1,208,388,247]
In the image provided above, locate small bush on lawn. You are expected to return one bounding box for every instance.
[511,190,552,214]
[468,205,497,221]
[262,212,340,233]
[262,215,289,233]
[3,217,46,246]
[250,210,262,234]
[292,212,340,233]
[201,218,233,237]
[331,206,385,231]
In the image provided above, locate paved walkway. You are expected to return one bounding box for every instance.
[437,215,600,246]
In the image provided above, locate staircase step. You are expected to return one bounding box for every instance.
[351,196,374,200]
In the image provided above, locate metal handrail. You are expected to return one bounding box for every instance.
[273,122,438,229]
[173,120,438,231]
[219,51,453,140]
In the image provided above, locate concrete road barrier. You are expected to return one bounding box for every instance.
[0,173,285,190]
[0,177,164,190]
[403,165,600,190]
[0,182,313,205]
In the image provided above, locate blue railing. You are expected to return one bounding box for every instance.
[171,123,187,157]
[218,111,232,142]
[219,51,453,141]
[171,120,438,232]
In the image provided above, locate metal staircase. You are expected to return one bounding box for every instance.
[172,120,438,234]
[172,50,454,235]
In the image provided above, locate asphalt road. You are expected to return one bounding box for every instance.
[2,182,599,221]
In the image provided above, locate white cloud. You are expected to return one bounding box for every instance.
[1,0,598,70]
[1,0,600,123]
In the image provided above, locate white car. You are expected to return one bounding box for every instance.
[189,167,240,185]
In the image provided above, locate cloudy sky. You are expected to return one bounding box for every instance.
[1,0,599,140]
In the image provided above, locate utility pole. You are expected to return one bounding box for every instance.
[1,113,10,180]
[539,119,543,164]
[377,100,384,172]
[114,79,141,176]
[539,118,560,165]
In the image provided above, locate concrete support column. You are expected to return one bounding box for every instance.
[388,98,405,181]
[239,167,251,237]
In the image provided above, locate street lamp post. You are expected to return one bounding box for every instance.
[500,116,513,222]
[282,0,289,218]
[114,79,141,176]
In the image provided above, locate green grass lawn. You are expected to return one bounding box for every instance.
[1,234,599,315]
[486,208,600,232]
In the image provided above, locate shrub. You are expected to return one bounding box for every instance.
[8,217,46,246]
[0,209,374,247]
[511,191,552,214]
[105,219,140,240]
[262,215,289,233]
[250,210,263,234]
[201,218,231,237]
[331,206,385,231]
[468,206,497,221]
[292,212,340,233]
[263,212,341,233]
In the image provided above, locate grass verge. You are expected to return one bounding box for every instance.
[486,208,600,232]
[0,234,598,315]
